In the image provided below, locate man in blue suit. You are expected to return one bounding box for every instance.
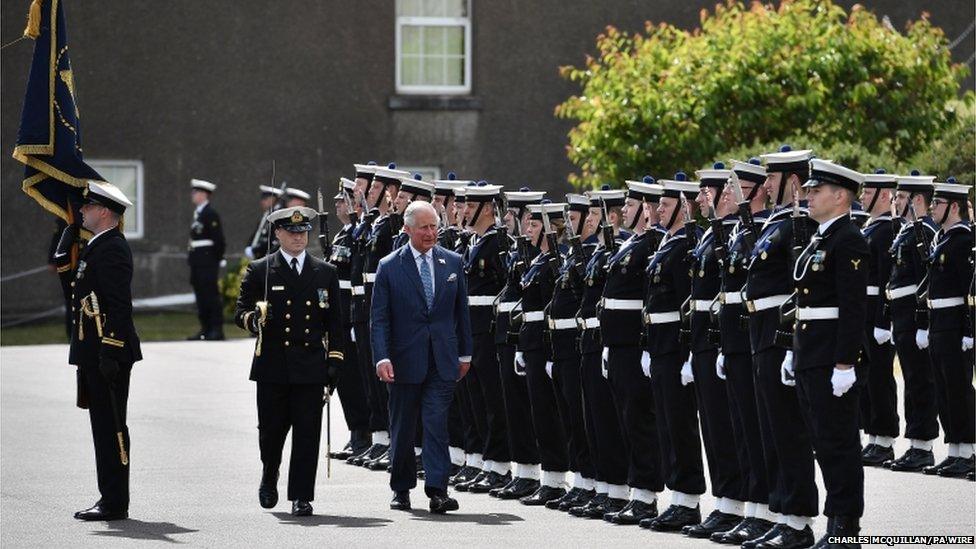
[371,201,473,513]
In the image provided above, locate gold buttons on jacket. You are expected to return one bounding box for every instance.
[305,315,310,320]
[284,341,290,346]
[306,300,312,306]
[285,313,291,320]
[286,300,292,306]
[305,328,310,334]
[803,288,810,294]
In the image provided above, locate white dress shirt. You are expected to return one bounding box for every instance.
[818,212,849,235]
[279,249,307,275]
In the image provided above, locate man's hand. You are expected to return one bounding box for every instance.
[376,360,395,383]
[831,364,856,397]
[458,361,471,380]
[325,359,342,394]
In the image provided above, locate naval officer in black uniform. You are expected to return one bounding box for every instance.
[54,181,142,521]
[187,179,226,341]
[235,206,345,517]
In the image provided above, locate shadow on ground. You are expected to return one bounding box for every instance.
[271,511,393,528]
[89,519,199,543]
[407,509,525,525]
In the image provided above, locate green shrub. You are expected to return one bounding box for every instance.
[218,258,249,318]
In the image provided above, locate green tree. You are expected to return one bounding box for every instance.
[555,0,968,189]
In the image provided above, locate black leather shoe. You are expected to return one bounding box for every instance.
[455,470,488,492]
[569,493,606,517]
[811,517,835,549]
[291,500,313,517]
[592,497,627,519]
[429,494,459,514]
[185,332,205,341]
[888,448,935,472]
[645,504,701,532]
[546,487,584,509]
[711,517,775,545]
[390,491,411,511]
[490,477,518,497]
[519,485,566,506]
[862,444,894,466]
[202,330,225,341]
[829,516,860,548]
[860,443,876,458]
[469,471,511,494]
[610,499,658,524]
[259,465,279,509]
[683,510,741,538]
[923,456,959,475]
[938,455,975,478]
[365,449,391,470]
[449,465,480,486]
[74,503,128,521]
[742,523,783,549]
[348,443,385,466]
[329,441,354,460]
[496,477,539,500]
[754,524,814,548]
[556,488,595,511]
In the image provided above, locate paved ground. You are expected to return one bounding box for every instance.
[2,339,974,548]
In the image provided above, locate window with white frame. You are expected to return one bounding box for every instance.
[400,166,442,182]
[396,0,471,94]
[89,159,145,240]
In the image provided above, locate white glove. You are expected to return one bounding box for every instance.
[601,347,609,379]
[350,327,356,342]
[680,354,694,386]
[716,353,726,380]
[963,337,974,352]
[873,327,892,345]
[640,351,651,378]
[219,258,228,268]
[244,246,254,260]
[915,329,929,350]
[515,351,527,376]
[780,350,796,387]
[545,361,553,379]
[831,367,856,397]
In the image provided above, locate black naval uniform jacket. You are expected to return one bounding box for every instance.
[719,211,769,355]
[689,219,736,353]
[600,227,664,348]
[348,213,375,325]
[329,224,355,329]
[438,225,462,251]
[494,241,538,345]
[548,239,597,361]
[887,216,937,333]
[861,214,895,331]
[518,249,561,354]
[792,215,869,370]
[578,232,629,355]
[235,251,345,384]
[188,203,226,267]
[926,222,974,335]
[248,210,276,260]
[359,213,395,321]
[745,206,819,353]
[464,227,510,335]
[63,228,143,367]
[644,226,696,358]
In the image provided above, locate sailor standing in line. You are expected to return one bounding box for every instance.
[187,178,226,341]
[246,185,284,260]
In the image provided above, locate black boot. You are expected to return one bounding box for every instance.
[259,464,279,509]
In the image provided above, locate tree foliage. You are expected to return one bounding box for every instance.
[555,0,968,189]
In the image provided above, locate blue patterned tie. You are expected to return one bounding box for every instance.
[419,253,434,309]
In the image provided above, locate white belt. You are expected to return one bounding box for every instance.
[497,301,518,313]
[720,291,744,305]
[886,284,918,300]
[928,297,965,309]
[690,299,718,313]
[797,307,839,320]
[746,294,791,313]
[643,311,681,324]
[351,285,365,296]
[866,286,880,296]
[578,317,600,330]
[339,280,352,290]
[189,239,214,248]
[548,318,578,330]
[522,311,544,322]
[601,298,644,311]
[468,295,496,307]
[364,273,377,283]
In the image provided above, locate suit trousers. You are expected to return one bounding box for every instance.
[892,329,940,441]
[82,361,132,510]
[523,349,570,472]
[860,336,899,437]
[256,382,325,501]
[580,349,628,486]
[190,262,223,334]
[607,345,665,492]
[691,349,744,499]
[354,321,389,432]
[496,344,540,465]
[553,352,595,479]
[388,361,456,496]
[929,328,976,444]
[336,337,370,433]
[796,365,864,518]
[648,351,704,495]
[753,346,818,517]
[723,351,769,504]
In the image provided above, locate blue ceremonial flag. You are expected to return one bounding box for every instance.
[12,0,104,223]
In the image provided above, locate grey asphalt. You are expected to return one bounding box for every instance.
[2,339,974,548]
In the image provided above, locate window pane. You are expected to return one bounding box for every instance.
[397,0,421,17]
[402,25,421,55]
[445,56,464,85]
[89,161,142,238]
[423,26,446,55]
[444,26,463,54]
[423,0,445,17]
[401,56,422,85]
[423,57,445,85]
[442,0,468,17]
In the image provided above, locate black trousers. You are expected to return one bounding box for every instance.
[190,262,223,334]
[929,329,976,444]
[256,382,324,501]
[691,349,743,500]
[724,352,769,504]
[553,352,595,479]
[860,335,899,437]
[753,347,818,517]
[580,350,628,486]
[607,345,665,492]
[496,344,540,465]
[448,389,465,450]
[81,361,132,510]
[648,351,704,495]
[456,375,486,455]
[523,349,569,472]
[353,321,389,433]
[892,330,940,441]
[336,336,370,433]
[796,366,864,518]
[469,330,509,462]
